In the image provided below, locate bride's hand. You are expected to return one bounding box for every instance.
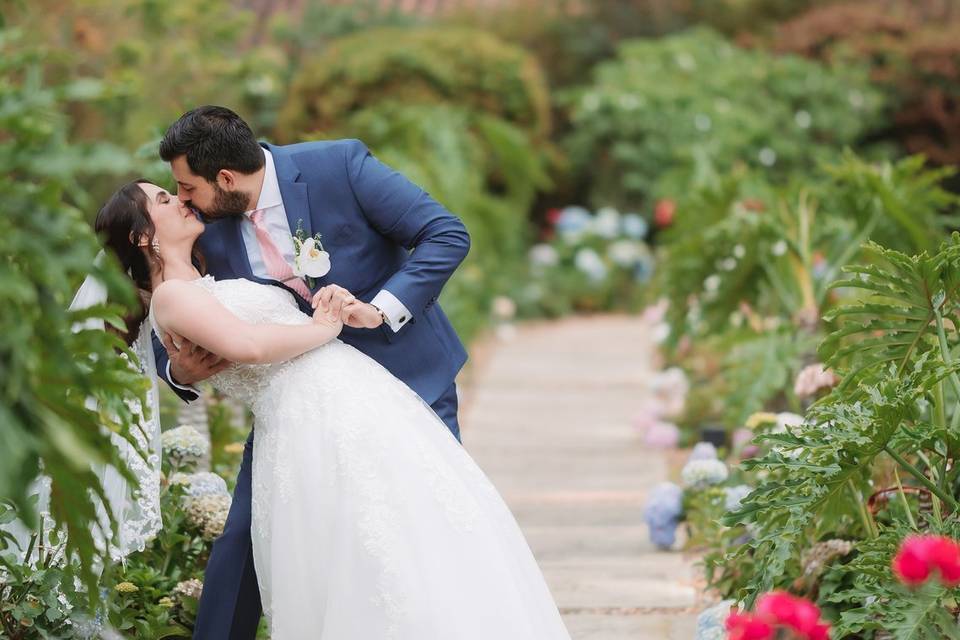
[312,301,344,333]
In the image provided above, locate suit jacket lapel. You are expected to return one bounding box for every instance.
[265,142,313,240]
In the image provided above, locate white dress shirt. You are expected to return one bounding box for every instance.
[167,149,412,394]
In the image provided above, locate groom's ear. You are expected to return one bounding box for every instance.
[217,169,236,189]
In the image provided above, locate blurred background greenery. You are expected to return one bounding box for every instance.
[5,0,960,636]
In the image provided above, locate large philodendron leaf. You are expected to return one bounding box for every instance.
[720,354,956,604]
[820,236,960,393]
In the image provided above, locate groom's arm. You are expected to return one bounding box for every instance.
[152,329,201,403]
[344,140,470,331]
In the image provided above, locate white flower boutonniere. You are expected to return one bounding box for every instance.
[292,220,330,287]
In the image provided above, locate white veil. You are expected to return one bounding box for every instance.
[3,251,163,566]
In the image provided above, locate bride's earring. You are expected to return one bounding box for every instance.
[151,238,161,255]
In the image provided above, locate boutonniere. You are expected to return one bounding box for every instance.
[292,219,331,287]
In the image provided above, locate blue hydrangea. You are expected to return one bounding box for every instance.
[696,600,735,640]
[643,482,683,550]
[622,213,649,239]
[555,206,592,239]
[724,484,752,512]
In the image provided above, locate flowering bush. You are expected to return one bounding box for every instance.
[514,205,655,317]
[564,28,885,210]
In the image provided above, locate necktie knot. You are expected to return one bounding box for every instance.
[250,209,266,226]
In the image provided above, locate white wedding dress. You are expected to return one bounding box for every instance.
[151,276,571,639]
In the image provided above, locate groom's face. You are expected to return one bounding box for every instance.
[171,156,250,220]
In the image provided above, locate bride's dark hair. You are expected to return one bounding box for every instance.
[95,179,205,344]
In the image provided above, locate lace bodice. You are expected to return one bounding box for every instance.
[149,275,314,408]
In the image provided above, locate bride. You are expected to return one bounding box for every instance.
[94,179,572,639]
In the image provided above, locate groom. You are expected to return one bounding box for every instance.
[153,105,470,639]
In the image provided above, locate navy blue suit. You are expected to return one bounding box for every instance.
[152,140,469,639]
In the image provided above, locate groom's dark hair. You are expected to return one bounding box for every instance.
[159,105,265,182]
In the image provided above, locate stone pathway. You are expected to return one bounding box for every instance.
[461,315,701,639]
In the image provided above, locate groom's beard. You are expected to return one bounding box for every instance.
[196,185,252,220]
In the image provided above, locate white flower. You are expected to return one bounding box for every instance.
[681,459,728,489]
[758,147,777,167]
[652,323,671,344]
[794,363,840,398]
[174,578,204,600]
[719,257,737,271]
[184,494,232,541]
[574,248,607,282]
[581,93,600,112]
[593,207,621,239]
[170,471,229,498]
[771,240,788,256]
[293,237,331,278]
[794,110,812,129]
[776,412,804,431]
[607,240,643,267]
[528,243,559,269]
[618,94,640,110]
[161,426,209,470]
[733,244,745,258]
[704,274,721,292]
[491,296,517,320]
[688,441,718,462]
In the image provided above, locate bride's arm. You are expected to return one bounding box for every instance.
[151,280,341,365]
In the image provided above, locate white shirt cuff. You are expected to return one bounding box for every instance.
[166,361,201,396]
[371,289,412,333]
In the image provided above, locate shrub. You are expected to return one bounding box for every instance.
[769,0,960,166]
[564,28,886,212]
[276,26,552,142]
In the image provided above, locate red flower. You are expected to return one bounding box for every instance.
[654,199,675,227]
[741,198,766,212]
[726,611,774,640]
[545,208,562,226]
[756,591,826,638]
[729,592,832,640]
[893,535,960,587]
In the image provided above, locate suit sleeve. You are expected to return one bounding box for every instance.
[152,328,200,403]
[344,139,470,323]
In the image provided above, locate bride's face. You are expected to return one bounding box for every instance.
[138,183,204,248]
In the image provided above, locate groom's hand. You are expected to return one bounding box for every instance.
[342,302,384,329]
[164,333,232,385]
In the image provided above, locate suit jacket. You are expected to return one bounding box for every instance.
[153,139,470,406]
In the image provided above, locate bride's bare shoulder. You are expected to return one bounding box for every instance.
[151,278,209,313]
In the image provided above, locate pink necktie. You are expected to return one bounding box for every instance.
[249,209,312,301]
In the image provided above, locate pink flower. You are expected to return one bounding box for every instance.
[732,428,753,449]
[730,592,831,640]
[793,363,839,399]
[893,534,960,587]
[643,421,680,449]
[755,592,823,637]
[725,611,774,640]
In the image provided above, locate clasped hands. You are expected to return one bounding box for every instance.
[166,284,383,386]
